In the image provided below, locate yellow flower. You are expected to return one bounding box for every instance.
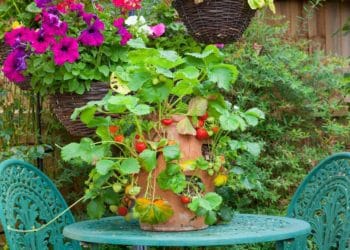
[11,21,23,30]
[214,174,228,187]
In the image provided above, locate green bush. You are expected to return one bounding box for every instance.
[223,14,350,214]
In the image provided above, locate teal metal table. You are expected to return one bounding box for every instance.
[63,214,310,249]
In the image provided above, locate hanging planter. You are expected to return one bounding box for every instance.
[50,82,109,137]
[172,0,256,44]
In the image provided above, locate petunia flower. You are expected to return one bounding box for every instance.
[35,0,52,8]
[215,43,225,49]
[113,18,132,46]
[2,48,27,83]
[70,3,84,15]
[113,18,125,29]
[4,27,32,47]
[79,19,105,47]
[150,23,166,38]
[52,37,79,65]
[112,0,142,11]
[29,29,54,54]
[42,11,68,36]
[82,12,97,25]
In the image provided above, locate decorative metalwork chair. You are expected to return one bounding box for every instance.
[283,152,350,250]
[0,159,81,250]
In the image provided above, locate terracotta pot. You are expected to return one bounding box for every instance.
[137,116,215,231]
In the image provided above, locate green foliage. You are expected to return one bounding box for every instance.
[221,14,350,214]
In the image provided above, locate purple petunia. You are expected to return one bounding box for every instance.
[4,27,32,47]
[29,29,54,54]
[79,19,105,47]
[150,23,166,38]
[42,11,68,36]
[34,0,52,8]
[52,37,79,65]
[2,48,27,83]
[113,18,132,46]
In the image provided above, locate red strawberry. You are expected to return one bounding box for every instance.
[117,206,128,216]
[180,196,191,204]
[161,118,173,126]
[197,119,205,128]
[135,142,147,153]
[109,125,118,134]
[114,135,124,143]
[196,128,209,140]
[199,113,208,121]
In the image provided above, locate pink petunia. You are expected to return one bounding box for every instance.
[52,37,79,65]
[42,11,68,36]
[2,48,27,83]
[150,23,166,38]
[79,19,105,47]
[4,27,32,47]
[28,30,54,54]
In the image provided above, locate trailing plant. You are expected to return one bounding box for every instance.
[60,43,264,225]
[1,0,166,94]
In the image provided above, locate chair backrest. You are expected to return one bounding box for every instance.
[0,159,81,250]
[287,152,350,250]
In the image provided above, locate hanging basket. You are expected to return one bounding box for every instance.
[172,0,256,44]
[50,82,110,137]
[0,43,11,66]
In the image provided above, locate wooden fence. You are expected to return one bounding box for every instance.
[274,0,350,57]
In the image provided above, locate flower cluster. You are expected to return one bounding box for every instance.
[2,0,166,87]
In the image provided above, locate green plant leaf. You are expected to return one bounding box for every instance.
[208,64,238,91]
[187,97,208,116]
[219,113,240,131]
[204,192,223,210]
[157,170,186,193]
[98,65,110,77]
[119,158,140,174]
[205,210,217,225]
[139,149,157,172]
[87,199,105,219]
[163,145,180,161]
[245,108,265,119]
[127,38,146,48]
[176,117,196,135]
[127,104,151,115]
[174,66,200,80]
[80,106,97,125]
[171,79,198,96]
[96,160,115,175]
[26,2,41,13]
[128,69,152,91]
[245,142,262,157]
[135,198,174,224]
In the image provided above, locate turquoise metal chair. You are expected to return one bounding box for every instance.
[0,159,81,250]
[283,152,350,250]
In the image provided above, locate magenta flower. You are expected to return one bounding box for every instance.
[113,18,125,28]
[70,3,84,14]
[215,43,225,49]
[35,0,52,8]
[4,27,32,47]
[52,37,79,65]
[150,23,166,38]
[113,18,132,46]
[29,29,54,54]
[82,12,97,25]
[42,12,68,36]
[2,48,27,83]
[79,19,105,47]
[119,27,132,45]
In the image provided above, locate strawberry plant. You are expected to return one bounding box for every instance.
[61,42,264,226]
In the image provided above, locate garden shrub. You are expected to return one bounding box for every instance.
[223,13,350,214]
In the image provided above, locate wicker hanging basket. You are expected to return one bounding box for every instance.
[0,43,11,66]
[172,0,256,44]
[50,82,110,137]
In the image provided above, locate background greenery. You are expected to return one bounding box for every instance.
[0,1,349,249]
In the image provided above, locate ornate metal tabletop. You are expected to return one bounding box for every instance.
[63,214,310,246]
